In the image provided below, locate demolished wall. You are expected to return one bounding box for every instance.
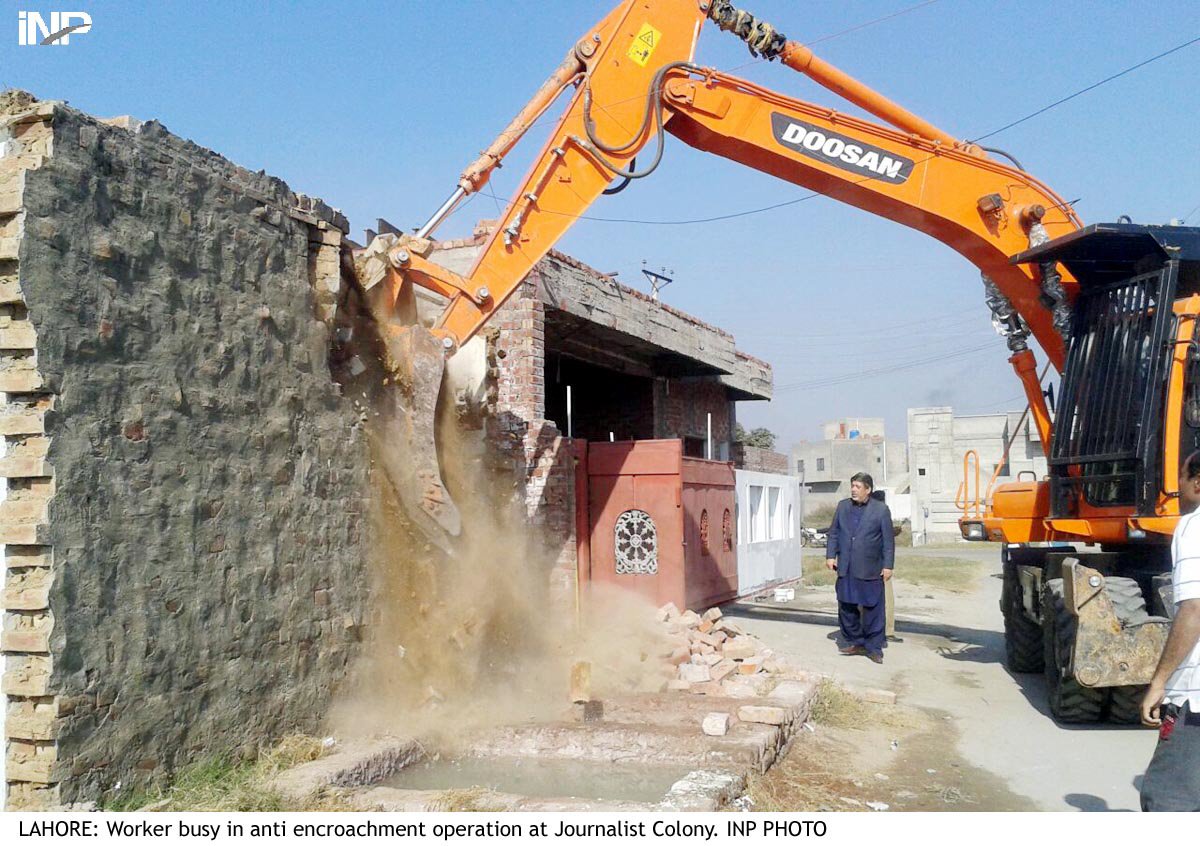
[0,93,371,808]
[0,88,778,809]
[429,233,772,591]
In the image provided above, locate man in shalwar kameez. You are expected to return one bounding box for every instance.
[825,472,895,664]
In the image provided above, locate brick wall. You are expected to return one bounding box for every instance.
[732,445,790,474]
[436,226,766,601]
[543,355,655,443]
[655,379,732,448]
[486,272,576,577]
[0,94,371,808]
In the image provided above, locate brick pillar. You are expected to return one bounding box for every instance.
[485,273,577,587]
[306,218,346,327]
[0,101,60,809]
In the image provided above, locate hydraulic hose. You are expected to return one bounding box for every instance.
[602,157,636,195]
[577,61,700,181]
[980,145,1026,171]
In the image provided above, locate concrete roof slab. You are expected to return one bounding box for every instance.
[429,237,771,400]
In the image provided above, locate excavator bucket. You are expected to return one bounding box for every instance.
[353,236,462,551]
[377,324,462,548]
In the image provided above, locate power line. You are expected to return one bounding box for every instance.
[773,340,997,392]
[955,393,1027,413]
[479,185,822,226]
[758,333,998,361]
[1183,200,1200,224]
[753,304,982,340]
[480,31,1199,228]
[440,189,478,228]
[725,0,942,73]
[806,0,942,47]
[969,35,1200,144]
[754,330,995,358]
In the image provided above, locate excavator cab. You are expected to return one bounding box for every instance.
[1010,223,1200,541]
[972,224,1200,547]
[981,224,1200,722]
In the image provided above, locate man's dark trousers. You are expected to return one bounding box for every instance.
[837,580,886,654]
[1141,702,1200,811]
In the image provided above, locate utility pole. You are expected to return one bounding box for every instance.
[641,261,674,300]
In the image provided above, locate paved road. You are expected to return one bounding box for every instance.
[726,546,1158,812]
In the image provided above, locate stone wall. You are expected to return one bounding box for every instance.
[0,93,371,808]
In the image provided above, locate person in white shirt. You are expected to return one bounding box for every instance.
[1140,450,1200,811]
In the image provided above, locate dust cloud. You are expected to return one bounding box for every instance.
[329,401,672,748]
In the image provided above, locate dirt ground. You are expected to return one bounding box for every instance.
[747,690,1035,812]
[730,545,1160,812]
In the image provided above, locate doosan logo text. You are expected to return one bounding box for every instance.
[770,113,913,185]
[18,10,92,45]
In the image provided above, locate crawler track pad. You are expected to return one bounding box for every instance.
[377,325,462,550]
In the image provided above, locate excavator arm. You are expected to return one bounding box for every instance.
[368,0,1082,542]
[661,68,1078,364]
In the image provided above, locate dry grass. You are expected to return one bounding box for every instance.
[891,555,985,592]
[806,678,914,730]
[808,678,864,728]
[804,503,838,530]
[744,764,866,813]
[743,681,933,812]
[103,735,360,812]
[801,552,984,593]
[424,787,510,812]
[800,554,837,587]
[743,687,869,813]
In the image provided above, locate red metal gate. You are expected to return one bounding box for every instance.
[576,439,737,611]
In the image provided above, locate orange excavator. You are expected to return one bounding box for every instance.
[360,0,1200,722]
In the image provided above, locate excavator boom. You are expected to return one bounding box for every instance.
[368,0,1082,542]
[361,0,1200,726]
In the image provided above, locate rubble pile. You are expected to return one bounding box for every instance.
[656,603,804,697]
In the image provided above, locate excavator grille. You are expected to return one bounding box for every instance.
[1050,264,1178,514]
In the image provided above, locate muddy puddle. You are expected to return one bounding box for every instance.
[380,756,695,803]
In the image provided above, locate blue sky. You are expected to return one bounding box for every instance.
[5,1,1199,447]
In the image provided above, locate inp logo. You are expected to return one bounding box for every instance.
[18,11,92,45]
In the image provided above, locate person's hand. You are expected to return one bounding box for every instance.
[1142,679,1166,727]
[825,558,837,571]
[882,568,893,582]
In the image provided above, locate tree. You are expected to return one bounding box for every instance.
[734,423,776,451]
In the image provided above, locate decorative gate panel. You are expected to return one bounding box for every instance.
[580,439,736,610]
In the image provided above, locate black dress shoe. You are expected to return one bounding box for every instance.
[868,652,884,664]
[838,644,866,656]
